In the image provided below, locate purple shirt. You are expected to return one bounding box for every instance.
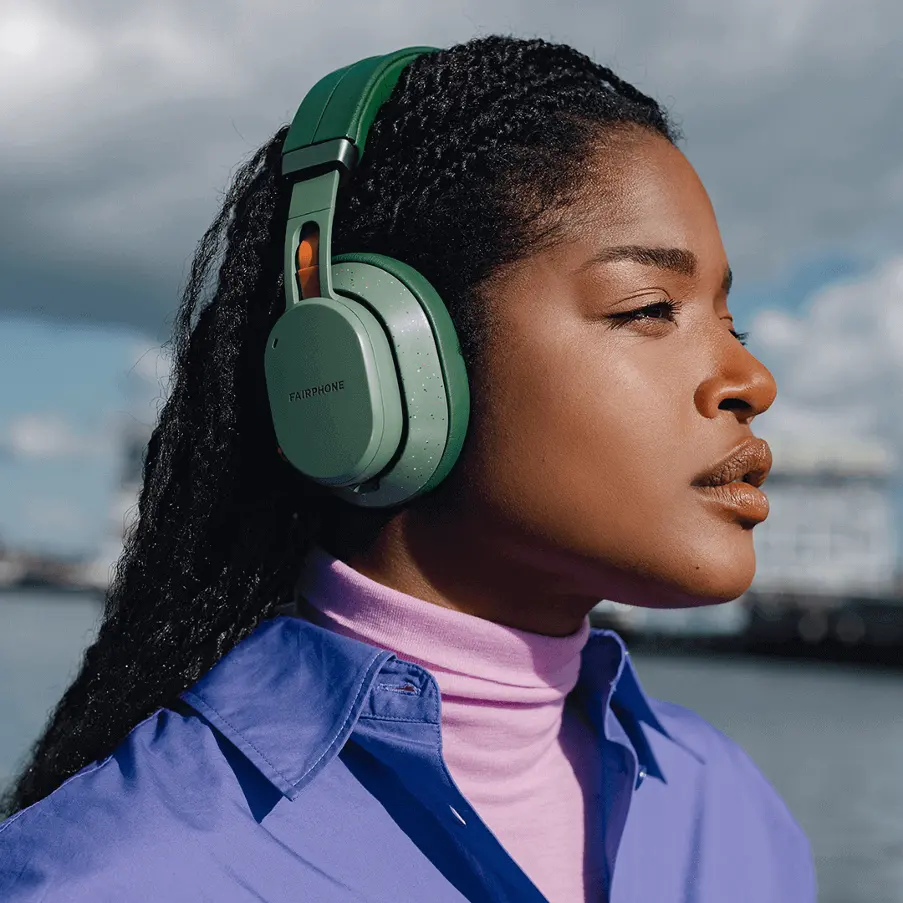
[0,615,816,901]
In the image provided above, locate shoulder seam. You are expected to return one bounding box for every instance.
[0,705,175,836]
[0,759,107,837]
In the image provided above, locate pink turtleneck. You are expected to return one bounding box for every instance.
[295,546,605,903]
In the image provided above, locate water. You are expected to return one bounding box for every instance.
[1,592,901,902]
[0,593,102,788]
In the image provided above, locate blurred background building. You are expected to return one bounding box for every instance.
[75,419,149,594]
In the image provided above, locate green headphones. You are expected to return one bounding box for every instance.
[264,47,471,508]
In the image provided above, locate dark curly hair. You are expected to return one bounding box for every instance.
[3,35,678,815]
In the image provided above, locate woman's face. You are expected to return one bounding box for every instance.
[431,127,777,621]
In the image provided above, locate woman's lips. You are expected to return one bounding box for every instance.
[692,437,772,488]
[693,481,770,524]
[692,437,772,525]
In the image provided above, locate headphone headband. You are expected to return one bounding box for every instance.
[279,47,438,309]
[282,47,438,180]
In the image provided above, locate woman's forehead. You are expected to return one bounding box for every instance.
[575,132,719,237]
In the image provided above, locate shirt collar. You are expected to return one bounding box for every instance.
[182,616,393,800]
[579,627,693,783]
[587,629,671,732]
[181,615,697,800]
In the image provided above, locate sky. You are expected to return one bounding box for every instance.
[0,0,901,557]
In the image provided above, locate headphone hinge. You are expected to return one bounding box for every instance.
[282,138,358,186]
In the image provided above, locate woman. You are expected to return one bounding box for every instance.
[0,36,815,902]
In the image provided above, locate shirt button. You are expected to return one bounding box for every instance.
[636,767,647,788]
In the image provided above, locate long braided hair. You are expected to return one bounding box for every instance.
[4,35,677,815]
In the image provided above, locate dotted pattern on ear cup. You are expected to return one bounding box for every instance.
[329,255,471,507]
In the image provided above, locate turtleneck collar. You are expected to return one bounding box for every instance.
[295,544,591,699]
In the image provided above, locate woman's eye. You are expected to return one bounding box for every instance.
[608,299,680,328]
[731,329,749,346]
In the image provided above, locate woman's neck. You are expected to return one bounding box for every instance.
[320,506,598,637]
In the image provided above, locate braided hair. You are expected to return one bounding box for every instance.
[3,35,678,815]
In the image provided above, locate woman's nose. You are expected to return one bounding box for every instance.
[695,348,777,425]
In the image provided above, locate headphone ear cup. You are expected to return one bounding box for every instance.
[329,253,471,507]
[264,291,404,487]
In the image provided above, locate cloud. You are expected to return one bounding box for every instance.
[0,0,901,336]
[1,413,116,461]
[751,254,903,454]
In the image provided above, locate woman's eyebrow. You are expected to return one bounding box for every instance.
[581,244,697,274]
[580,244,733,295]
[722,265,733,296]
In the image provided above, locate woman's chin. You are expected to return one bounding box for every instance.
[604,559,757,611]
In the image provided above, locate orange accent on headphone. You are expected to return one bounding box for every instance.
[296,228,321,299]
